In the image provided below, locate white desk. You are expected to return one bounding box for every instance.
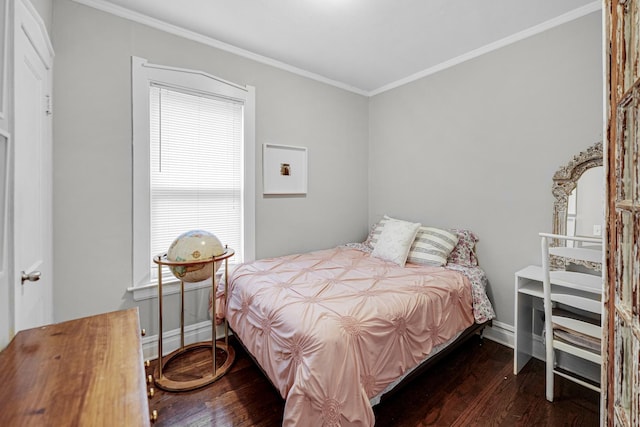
[513,265,602,375]
[514,265,546,374]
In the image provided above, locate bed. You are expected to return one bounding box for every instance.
[219,221,495,426]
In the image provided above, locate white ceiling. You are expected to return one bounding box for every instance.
[82,0,600,95]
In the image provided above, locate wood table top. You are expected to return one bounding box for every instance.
[0,308,150,426]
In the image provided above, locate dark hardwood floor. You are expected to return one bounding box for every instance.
[147,336,599,426]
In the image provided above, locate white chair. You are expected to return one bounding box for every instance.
[540,232,603,402]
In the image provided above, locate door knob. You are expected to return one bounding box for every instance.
[21,271,41,284]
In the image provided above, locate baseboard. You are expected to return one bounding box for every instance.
[482,320,547,360]
[482,320,514,348]
[484,321,598,382]
[145,320,522,361]
[145,320,532,361]
[141,320,227,360]
[146,320,523,362]
[143,320,597,382]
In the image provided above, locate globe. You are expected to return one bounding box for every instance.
[166,230,225,283]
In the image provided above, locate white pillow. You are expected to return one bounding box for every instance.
[371,218,421,266]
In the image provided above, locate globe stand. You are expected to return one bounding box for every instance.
[152,247,235,392]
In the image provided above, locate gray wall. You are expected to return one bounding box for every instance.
[368,12,603,325]
[50,1,602,334]
[51,0,369,333]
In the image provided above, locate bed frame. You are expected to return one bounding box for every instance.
[376,319,491,403]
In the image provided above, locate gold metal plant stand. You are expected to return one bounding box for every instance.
[152,247,235,392]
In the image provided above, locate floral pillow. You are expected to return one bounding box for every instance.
[447,228,479,267]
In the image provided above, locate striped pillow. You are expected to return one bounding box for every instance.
[406,227,459,266]
[366,215,392,248]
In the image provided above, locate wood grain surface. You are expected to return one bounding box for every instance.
[0,308,150,426]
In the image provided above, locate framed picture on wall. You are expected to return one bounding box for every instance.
[263,143,308,195]
[0,0,7,119]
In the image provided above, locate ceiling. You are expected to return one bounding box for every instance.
[83,0,600,95]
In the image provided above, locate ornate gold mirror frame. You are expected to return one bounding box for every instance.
[551,141,603,270]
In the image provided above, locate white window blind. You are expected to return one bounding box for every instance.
[149,85,243,280]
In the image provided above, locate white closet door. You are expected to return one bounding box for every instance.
[13,0,53,332]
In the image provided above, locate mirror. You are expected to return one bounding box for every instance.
[566,166,604,243]
[551,141,603,269]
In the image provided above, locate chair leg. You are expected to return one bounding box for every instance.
[546,346,554,402]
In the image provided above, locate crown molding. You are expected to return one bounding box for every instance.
[70,0,369,96]
[369,1,602,96]
[71,0,600,98]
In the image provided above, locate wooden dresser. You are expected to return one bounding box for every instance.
[0,308,151,426]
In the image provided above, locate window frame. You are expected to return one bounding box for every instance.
[129,56,255,301]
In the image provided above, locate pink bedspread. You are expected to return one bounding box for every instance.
[226,247,475,426]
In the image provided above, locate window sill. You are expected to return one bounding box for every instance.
[128,263,240,301]
[127,271,226,302]
[128,281,213,301]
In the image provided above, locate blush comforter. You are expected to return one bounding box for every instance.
[226,246,479,426]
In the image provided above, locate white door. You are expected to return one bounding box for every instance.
[13,0,53,332]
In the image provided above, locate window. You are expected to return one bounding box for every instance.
[149,86,242,275]
[131,57,255,299]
